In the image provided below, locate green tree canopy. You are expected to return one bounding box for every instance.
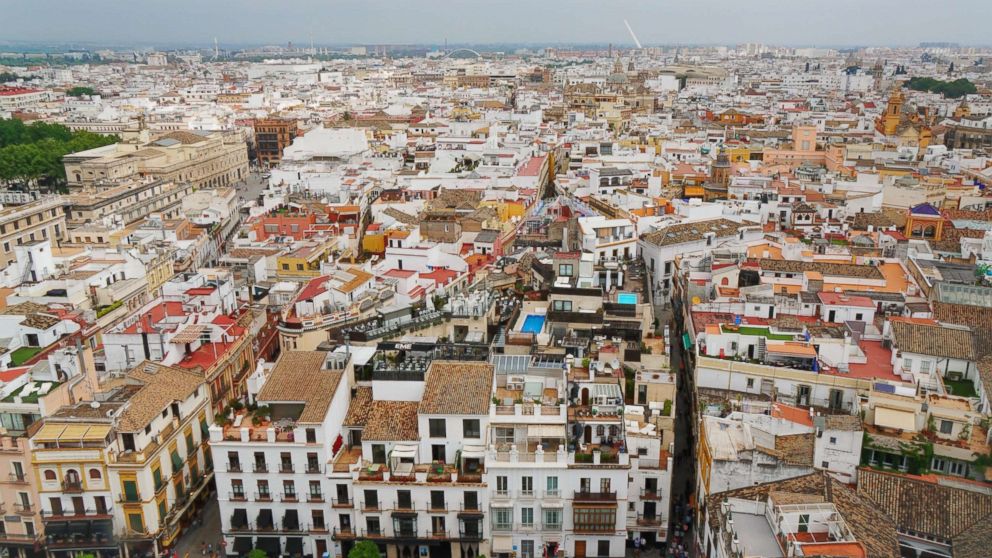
[247,549,268,558]
[348,541,380,558]
[904,76,977,99]
[0,118,117,189]
[66,86,96,97]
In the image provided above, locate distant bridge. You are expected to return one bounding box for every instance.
[443,48,483,59]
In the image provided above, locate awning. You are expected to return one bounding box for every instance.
[492,536,514,553]
[875,407,916,431]
[683,333,693,350]
[82,424,112,441]
[255,537,280,556]
[34,422,66,442]
[232,537,253,555]
[390,445,418,459]
[527,425,564,438]
[461,445,487,459]
[285,537,304,556]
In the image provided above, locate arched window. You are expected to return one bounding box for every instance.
[44,470,56,481]
[89,469,102,480]
[596,425,605,437]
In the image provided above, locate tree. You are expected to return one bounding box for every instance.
[247,549,268,558]
[66,86,96,97]
[348,541,380,558]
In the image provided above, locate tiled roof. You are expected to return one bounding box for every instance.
[363,401,420,441]
[117,362,205,432]
[418,360,494,415]
[890,321,974,361]
[951,513,992,558]
[857,468,992,541]
[754,258,885,280]
[641,219,747,247]
[772,433,815,466]
[933,302,992,358]
[706,472,900,558]
[383,207,419,225]
[256,351,343,424]
[343,386,373,427]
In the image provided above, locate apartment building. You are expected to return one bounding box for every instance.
[0,198,66,269]
[486,354,630,558]
[0,435,42,558]
[254,119,299,167]
[333,356,493,558]
[213,351,351,558]
[63,179,195,227]
[31,361,211,558]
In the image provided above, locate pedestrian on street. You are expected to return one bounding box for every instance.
[633,536,641,557]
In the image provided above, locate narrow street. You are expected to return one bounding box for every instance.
[667,295,697,557]
[174,498,222,558]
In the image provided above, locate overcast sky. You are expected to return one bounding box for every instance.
[4,0,990,48]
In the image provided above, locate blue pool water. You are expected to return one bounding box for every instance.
[617,292,638,305]
[521,314,546,334]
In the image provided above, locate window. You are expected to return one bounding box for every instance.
[552,300,573,312]
[44,470,56,481]
[746,378,754,389]
[283,480,296,499]
[257,480,270,499]
[940,420,953,435]
[521,540,535,558]
[463,419,481,438]
[573,507,616,533]
[496,476,508,495]
[521,507,534,527]
[464,491,479,511]
[128,513,144,533]
[558,264,574,277]
[546,476,559,496]
[543,508,562,529]
[597,541,610,557]
[366,517,381,536]
[903,357,914,371]
[492,508,512,530]
[372,444,386,464]
[429,418,447,438]
[829,437,837,445]
[122,480,139,502]
[798,514,810,533]
[521,476,533,496]
[231,479,244,498]
[495,427,514,444]
[822,461,830,468]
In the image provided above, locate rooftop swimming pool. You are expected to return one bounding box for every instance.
[617,292,638,305]
[521,314,546,334]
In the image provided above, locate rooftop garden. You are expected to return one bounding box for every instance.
[721,325,795,341]
[9,346,42,366]
[944,378,978,399]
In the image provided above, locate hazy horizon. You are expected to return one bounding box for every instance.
[4,0,991,49]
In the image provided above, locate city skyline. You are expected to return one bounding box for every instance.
[5,0,992,48]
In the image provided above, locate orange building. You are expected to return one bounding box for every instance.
[253,118,298,167]
[252,210,317,241]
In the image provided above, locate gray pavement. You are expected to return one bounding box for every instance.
[174,498,223,558]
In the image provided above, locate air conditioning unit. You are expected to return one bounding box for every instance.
[506,376,525,391]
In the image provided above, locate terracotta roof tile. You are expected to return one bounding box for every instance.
[363,401,420,441]
[256,351,343,424]
[418,360,494,415]
[890,321,974,361]
[343,386,373,427]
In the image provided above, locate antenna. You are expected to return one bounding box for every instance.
[623,19,643,50]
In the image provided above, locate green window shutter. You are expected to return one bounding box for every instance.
[171,450,182,472]
[153,468,163,490]
[124,480,139,502]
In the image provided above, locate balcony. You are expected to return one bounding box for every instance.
[358,465,384,481]
[227,463,242,473]
[459,527,484,540]
[255,491,273,502]
[41,508,111,520]
[492,523,513,532]
[361,529,384,539]
[458,503,483,515]
[280,492,298,503]
[637,514,662,527]
[307,493,324,503]
[362,500,381,512]
[393,501,416,513]
[62,480,83,493]
[305,463,322,474]
[331,527,355,540]
[253,463,268,473]
[427,501,447,513]
[279,463,294,474]
[7,473,28,484]
[331,497,353,508]
[14,503,33,515]
[641,488,662,500]
[574,490,617,502]
[542,523,563,531]
[228,491,247,502]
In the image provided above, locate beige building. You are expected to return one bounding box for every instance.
[0,197,66,268]
[63,179,195,227]
[63,130,248,191]
[0,435,42,558]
